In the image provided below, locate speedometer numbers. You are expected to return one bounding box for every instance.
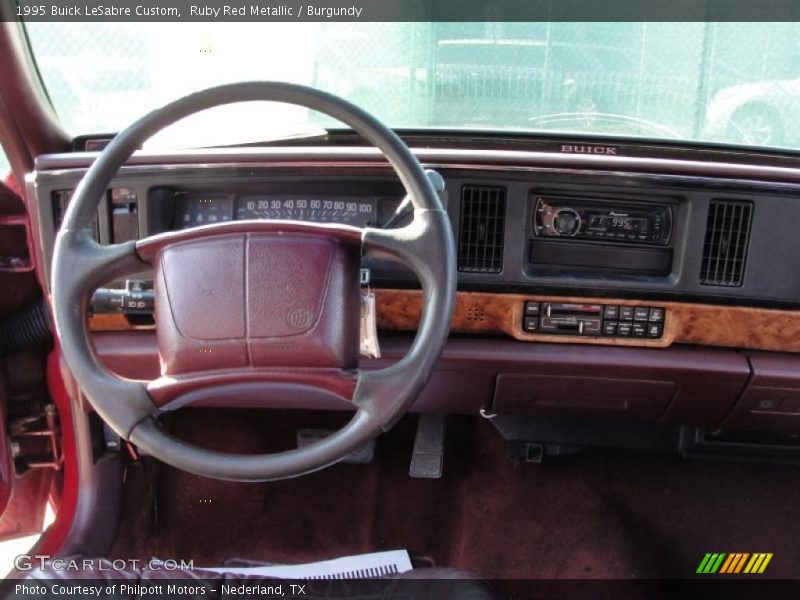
[174,193,381,229]
[235,196,377,227]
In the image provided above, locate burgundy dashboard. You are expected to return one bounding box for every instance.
[26,142,800,443]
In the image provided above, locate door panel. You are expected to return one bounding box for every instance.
[0,178,55,541]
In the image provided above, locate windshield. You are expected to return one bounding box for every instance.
[25,22,800,151]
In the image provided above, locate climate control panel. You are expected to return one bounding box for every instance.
[522,301,665,339]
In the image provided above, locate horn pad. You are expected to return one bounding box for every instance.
[153,233,360,375]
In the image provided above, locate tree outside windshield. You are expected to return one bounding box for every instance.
[25,22,800,150]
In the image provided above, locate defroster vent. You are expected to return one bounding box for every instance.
[700,199,753,287]
[458,185,506,273]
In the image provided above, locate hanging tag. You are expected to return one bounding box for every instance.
[360,290,381,359]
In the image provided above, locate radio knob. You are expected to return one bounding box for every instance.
[553,209,581,236]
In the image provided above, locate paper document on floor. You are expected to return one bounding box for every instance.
[202,549,413,579]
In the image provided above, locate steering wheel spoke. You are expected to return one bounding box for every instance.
[56,230,149,293]
[363,209,452,284]
[51,229,156,438]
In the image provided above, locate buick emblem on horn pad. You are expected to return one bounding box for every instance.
[287,307,314,330]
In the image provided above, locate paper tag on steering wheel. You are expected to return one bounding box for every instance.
[360,290,381,359]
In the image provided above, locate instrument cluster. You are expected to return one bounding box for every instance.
[173,193,382,229]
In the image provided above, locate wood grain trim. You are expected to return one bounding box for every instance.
[88,314,153,332]
[374,289,800,353]
[89,289,800,353]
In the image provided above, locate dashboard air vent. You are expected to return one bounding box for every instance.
[52,189,99,241]
[699,199,753,287]
[52,190,73,230]
[458,185,506,273]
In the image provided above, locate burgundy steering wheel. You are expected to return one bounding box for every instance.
[50,82,456,481]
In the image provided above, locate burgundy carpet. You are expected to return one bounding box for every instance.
[111,409,800,583]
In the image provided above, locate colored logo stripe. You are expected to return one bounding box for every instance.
[697,553,726,574]
[720,553,749,573]
[697,553,773,574]
[744,553,773,574]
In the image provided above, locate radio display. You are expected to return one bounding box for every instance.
[589,215,649,233]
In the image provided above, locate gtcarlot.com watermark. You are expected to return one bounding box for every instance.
[9,555,306,598]
[14,554,194,572]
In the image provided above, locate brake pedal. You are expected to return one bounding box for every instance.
[409,414,446,478]
[296,429,375,464]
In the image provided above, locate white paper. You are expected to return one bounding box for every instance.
[201,549,413,580]
[359,290,381,359]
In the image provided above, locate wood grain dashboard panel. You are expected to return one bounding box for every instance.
[88,289,800,353]
[374,289,800,353]
[89,314,153,332]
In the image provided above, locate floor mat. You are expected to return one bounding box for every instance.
[111,409,800,581]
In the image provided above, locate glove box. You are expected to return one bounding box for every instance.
[491,373,676,421]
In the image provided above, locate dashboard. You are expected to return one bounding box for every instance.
[26,139,800,437]
[31,147,800,309]
[30,146,800,357]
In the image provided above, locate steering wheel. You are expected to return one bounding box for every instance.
[51,82,456,481]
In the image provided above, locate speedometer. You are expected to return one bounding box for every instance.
[235,196,378,226]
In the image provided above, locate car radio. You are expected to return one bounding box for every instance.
[522,301,666,339]
[533,196,672,245]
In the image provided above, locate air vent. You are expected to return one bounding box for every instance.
[51,189,99,241]
[700,199,753,287]
[52,190,73,230]
[458,185,506,273]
